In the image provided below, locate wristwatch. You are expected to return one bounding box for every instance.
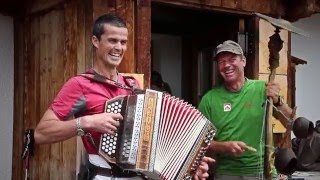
[274,95,285,107]
[76,117,85,136]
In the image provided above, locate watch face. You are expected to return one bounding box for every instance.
[280,96,285,106]
[77,129,85,136]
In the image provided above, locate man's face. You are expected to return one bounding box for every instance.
[216,52,246,83]
[92,24,128,68]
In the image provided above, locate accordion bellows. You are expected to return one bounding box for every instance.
[99,89,216,179]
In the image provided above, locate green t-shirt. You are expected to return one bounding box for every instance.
[198,79,267,176]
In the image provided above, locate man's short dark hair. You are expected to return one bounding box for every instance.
[92,14,127,40]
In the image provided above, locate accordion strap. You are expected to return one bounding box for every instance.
[80,69,136,92]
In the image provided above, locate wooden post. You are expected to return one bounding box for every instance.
[265,27,283,180]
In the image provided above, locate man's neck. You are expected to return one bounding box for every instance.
[92,64,118,81]
[224,77,246,92]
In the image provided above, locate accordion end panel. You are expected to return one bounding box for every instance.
[178,122,216,179]
[98,95,128,164]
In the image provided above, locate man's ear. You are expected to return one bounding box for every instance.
[242,56,246,67]
[92,36,99,48]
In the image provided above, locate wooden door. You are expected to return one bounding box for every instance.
[13,0,91,179]
[13,0,151,179]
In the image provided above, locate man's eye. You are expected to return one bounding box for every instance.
[109,39,117,43]
[218,60,225,64]
[121,40,127,45]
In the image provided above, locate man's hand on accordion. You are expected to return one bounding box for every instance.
[81,112,123,135]
[194,156,215,180]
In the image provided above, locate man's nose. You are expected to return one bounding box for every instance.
[114,42,122,50]
[224,61,232,67]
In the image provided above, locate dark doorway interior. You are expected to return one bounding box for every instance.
[151,3,254,105]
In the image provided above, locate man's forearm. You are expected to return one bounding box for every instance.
[209,140,227,154]
[34,118,77,144]
[274,103,294,128]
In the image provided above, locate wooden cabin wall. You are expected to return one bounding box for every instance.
[12,0,92,179]
[152,0,286,17]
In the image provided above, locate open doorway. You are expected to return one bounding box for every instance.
[151,3,255,106]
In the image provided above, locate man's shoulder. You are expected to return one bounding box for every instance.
[68,74,91,84]
[202,85,224,98]
[246,79,266,89]
[247,79,266,84]
[59,74,93,91]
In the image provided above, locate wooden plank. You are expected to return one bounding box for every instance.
[151,0,285,15]
[12,18,27,180]
[76,0,89,175]
[221,0,238,9]
[117,0,135,73]
[63,1,78,179]
[241,0,270,13]
[93,0,116,20]
[49,9,64,180]
[84,0,93,70]
[28,15,41,180]
[172,0,221,6]
[245,16,259,79]
[152,0,250,15]
[269,0,286,17]
[258,18,289,75]
[38,13,51,179]
[77,0,87,73]
[136,0,151,88]
[27,0,65,15]
[259,74,287,133]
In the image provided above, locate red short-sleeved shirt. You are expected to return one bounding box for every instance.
[50,70,140,154]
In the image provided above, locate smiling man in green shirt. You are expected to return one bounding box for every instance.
[198,40,293,180]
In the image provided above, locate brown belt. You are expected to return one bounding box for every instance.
[93,165,140,178]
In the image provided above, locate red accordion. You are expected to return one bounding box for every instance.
[98,89,216,179]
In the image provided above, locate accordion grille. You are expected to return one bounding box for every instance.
[155,94,210,179]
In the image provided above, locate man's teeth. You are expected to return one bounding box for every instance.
[110,53,120,57]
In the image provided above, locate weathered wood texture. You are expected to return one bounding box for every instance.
[136,0,151,88]
[12,17,26,180]
[258,18,289,134]
[258,18,291,148]
[285,0,320,21]
[152,0,286,17]
[12,0,91,179]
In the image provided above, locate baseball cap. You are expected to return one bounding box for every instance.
[214,40,244,59]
